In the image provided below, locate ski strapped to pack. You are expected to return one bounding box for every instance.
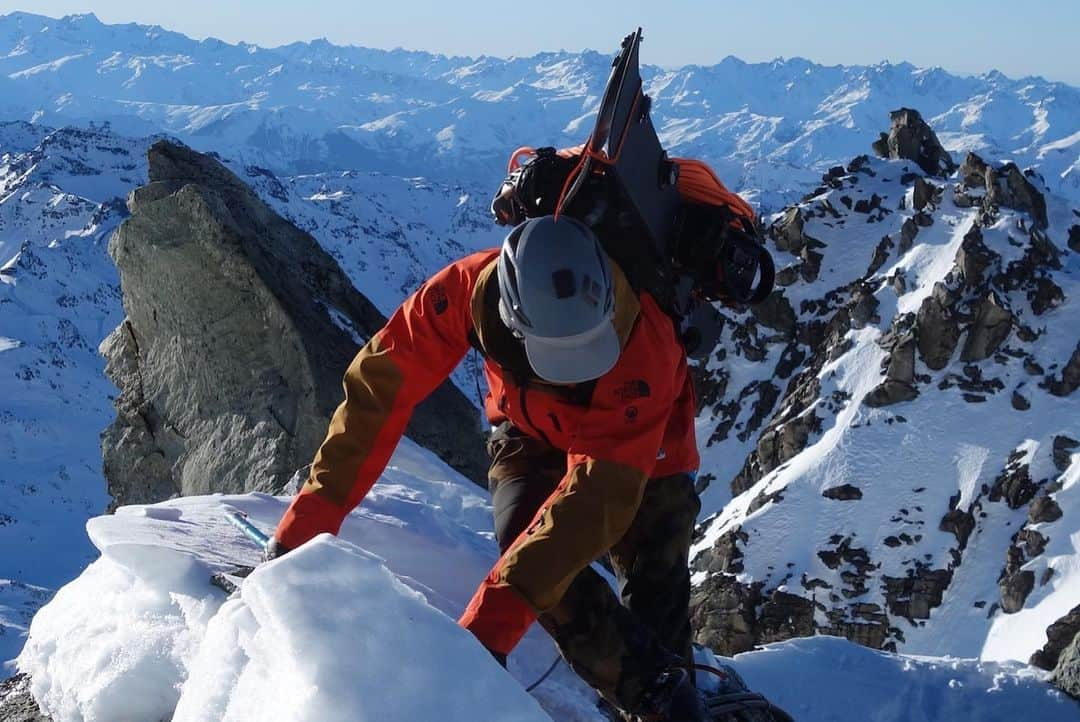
[490,28,775,358]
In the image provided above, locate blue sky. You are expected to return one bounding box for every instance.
[3,0,1078,85]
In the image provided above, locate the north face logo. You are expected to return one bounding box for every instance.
[614,380,651,401]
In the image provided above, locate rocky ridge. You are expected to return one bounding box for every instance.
[687,109,1079,682]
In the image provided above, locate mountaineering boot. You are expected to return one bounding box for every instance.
[639,667,708,722]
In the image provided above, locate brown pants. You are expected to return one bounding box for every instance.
[487,423,701,713]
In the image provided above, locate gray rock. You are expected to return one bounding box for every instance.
[999,569,1035,613]
[960,294,1013,362]
[1053,436,1079,472]
[960,152,991,188]
[899,217,919,252]
[1011,391,1031,410]
[915,296,960,370]
[939,508,975,549]
[955,225,998,288]
[1047,343,1080,397]
[987,163,1049,229]
[990,455,1038,509]
[822,484,863,500]
[772,207,808,254]
[863,380,919,407]
[691,574,763,656]
[1030,494,1064,524]
[1032,605,1080,670]
[961,153,1050,229]
[103,141,487,505]
[885,335,916,384]
[883,567,952,620]
[872,108,956,177]
[1069,225,1080,254]
[0,674,50,722]
[912,177,937,211]
[1052,631,1080,699]
[750,291,797,340]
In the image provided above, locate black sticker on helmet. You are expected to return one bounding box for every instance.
[552,268,576,299]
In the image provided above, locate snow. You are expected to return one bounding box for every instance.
[173,537,549,722]
[17,437,1076,722]
[16,438,598,721]
[713,637,1075,722]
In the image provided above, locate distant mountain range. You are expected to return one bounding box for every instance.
[0,11,1077,209]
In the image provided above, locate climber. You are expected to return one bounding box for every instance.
[266,213,709,720]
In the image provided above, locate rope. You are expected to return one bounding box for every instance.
[525,655,562,693]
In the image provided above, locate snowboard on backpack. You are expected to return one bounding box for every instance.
[491,28,775,359]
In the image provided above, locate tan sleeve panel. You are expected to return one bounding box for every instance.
[608,256,640,348]
[304,335,404,505]
[496,458,649,612]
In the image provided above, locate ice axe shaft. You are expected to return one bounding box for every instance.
[225,509,270,550]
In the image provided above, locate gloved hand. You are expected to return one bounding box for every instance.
[263,537,293,562]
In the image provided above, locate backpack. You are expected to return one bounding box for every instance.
[489,30,774,359]
[491,145,774,357]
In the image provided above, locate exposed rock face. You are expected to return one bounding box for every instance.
[1046,342,1080,397]
[1052,631,1080,699]
[1032,605,1080,670]
[103,141,486,505]
[959,152,1049,229]
[1054,436,1079,472]
[871,108,956,177]
[915,294,960,370]
[960,293,1013,362]
[0,674,49,722]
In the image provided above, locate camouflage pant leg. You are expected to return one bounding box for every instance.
[486,423,701,713]
[609,473,702,672]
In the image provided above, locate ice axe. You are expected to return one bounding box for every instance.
[210,509,270,594]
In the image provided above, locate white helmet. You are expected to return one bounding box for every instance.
[497,215,619,383]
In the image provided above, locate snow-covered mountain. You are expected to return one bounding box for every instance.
[0,10,1078,721]
[686,127,1079,669]
[0,11,1077,210]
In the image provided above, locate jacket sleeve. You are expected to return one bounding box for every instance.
[459,296,683,654]
[274,258,479,550]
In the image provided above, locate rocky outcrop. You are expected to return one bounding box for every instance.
[959,152,1049,229]
[1052,631,1080,699]
[1046,343,1080,397]
[103,141,486,505]
[0,674,49,722]
[959,293,1013,362]
[871,108,956,177]
[915,292,960,370]
[1033,606,1080,671]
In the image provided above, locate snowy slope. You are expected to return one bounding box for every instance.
[0,125,147,668]
[16,440,1077,722]
[0,12,1078,208]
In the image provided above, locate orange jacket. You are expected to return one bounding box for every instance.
[274,249,699,654]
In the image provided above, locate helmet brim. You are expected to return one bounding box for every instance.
[523,320,621,384]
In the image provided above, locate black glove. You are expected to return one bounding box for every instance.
[263,537,293,562]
